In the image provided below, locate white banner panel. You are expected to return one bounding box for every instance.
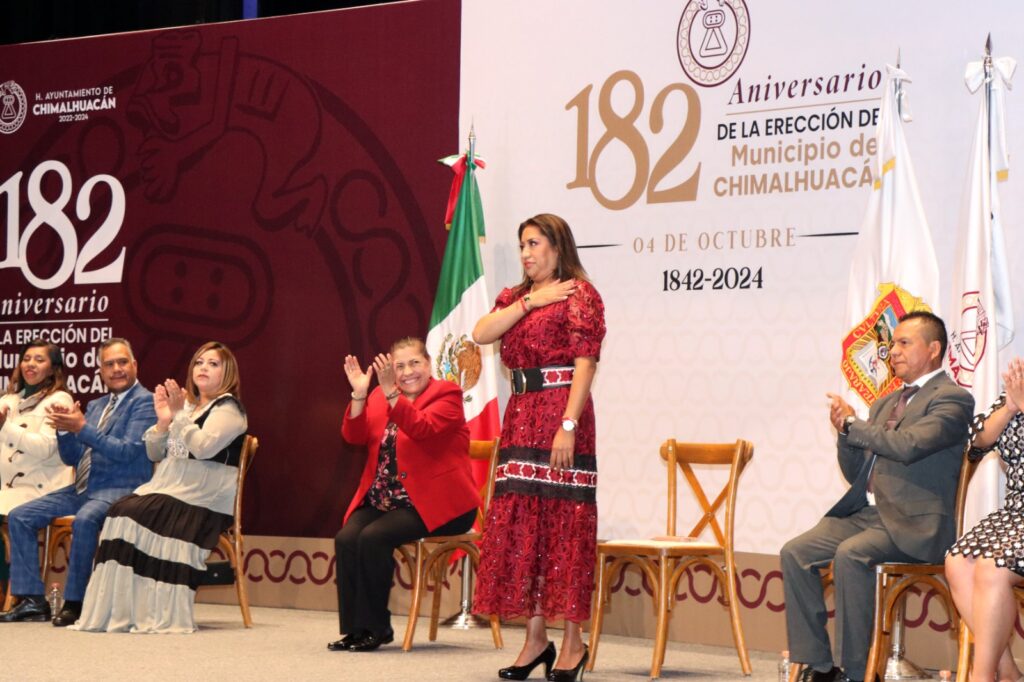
[461,0,1024,554]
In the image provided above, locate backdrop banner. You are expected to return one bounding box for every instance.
[461,0,1024,553]
[0,0,461,538]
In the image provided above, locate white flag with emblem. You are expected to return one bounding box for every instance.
[950,52,1016,527]
[840,64,941,415]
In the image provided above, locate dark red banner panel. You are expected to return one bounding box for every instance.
[0,0,460,537]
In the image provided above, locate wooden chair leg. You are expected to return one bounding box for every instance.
[788,663,804,682]
[489,613,503,649]
[428,553,446,642]
[864,571,887,682]
[650,558,671,680]
[401,543,427,651]
[957,621,972,681]
[233,537,253,628]
[585,553,609,672]
[724,560,752,675]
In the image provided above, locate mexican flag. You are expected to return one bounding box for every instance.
[425,144,501,483]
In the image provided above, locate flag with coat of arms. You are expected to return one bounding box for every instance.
[425,133,501,485]
[840,63,941,415]
[949,47,1016,527]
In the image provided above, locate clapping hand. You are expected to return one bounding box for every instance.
[372,353,396,397]
[1003,358,1024,414]
[343,355,374,397]
[45,401,86,433]
[0,405,8,430]
[826,392,855,431]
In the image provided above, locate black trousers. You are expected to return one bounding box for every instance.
[334,505,476,636]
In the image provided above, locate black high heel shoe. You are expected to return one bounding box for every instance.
[498,641,556,680]
[546,645,588,682]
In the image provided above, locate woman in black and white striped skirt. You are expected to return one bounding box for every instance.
[72,341,247,633]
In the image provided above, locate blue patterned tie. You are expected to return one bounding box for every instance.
[74,393,118,494]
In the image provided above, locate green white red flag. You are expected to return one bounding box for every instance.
[426,143,501,473]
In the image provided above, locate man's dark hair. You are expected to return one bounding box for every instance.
[899,310,948,358]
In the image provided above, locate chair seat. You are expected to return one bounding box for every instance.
[418,531,482,545]
[876,562,942,576]
[600,537,723,554]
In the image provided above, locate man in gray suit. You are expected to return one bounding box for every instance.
[781,311,973,682]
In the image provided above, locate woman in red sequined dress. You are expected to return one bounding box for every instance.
[473,214,605,682]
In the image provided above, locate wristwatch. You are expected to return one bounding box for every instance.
[561,417,578,432]
[842,415,856,435]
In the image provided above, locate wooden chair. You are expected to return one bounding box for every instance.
[0,521,11,610]
[44,434,260,627]
[398,438,503,651]
[1,517,57,611]
[587,439,755,679]
[787,451,978,682]
[204,434,259,627]
[861,451,978,680]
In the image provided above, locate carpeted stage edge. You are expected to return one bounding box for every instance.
[193,536,967,671]
[39,534,973,674]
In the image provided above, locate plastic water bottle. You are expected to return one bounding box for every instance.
[47,583,61,613]
[778,650,790,682]
[938,671,952,682]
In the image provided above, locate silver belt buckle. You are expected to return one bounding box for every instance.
[511,369,527,395]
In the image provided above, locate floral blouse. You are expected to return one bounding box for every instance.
[362,421,412,511]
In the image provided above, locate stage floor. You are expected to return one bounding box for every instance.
[0,602,787,680]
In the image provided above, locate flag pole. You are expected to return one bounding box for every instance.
[984,34,993,167]
[440,122,492,632]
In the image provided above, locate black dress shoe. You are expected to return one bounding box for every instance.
[0,596,51,623]
[547,645,588,681]
[348,627,394,652]
[799,666,843,682]
[52,602,82,628]
[327,632,367,651]
[499,642,556,680]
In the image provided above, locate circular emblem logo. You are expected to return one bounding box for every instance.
[0,80,28,134]
[677,0,751,88]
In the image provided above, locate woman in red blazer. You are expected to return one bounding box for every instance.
[329,337,479,653]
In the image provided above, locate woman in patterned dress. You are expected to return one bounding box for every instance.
[946,357,1024,682]
[72,341,247,633]
[330,338,479,652]
[473,214,606,681]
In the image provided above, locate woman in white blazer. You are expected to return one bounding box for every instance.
[0,339,75,516]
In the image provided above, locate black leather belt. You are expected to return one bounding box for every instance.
[510,366,574,395]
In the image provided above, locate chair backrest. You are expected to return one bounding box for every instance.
[232,435,259,532]
[660,439,754,550]
[467,438,501,531]
[953,445,981,537]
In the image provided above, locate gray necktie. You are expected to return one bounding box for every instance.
[74,393,118,494]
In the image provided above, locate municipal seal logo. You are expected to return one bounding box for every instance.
[841,283,929,405]
[435,333,482,403]
[0,80,27,134]
[948,291,989,389]
[677,0,750,88]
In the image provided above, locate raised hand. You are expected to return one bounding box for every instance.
[372,353,396,396]
[163,379,186,414]
[153,384,174,428]
[1004,358,1024,414]
[527,279,577,310]
[826,392,855,431]
[45,401,86,433]
[343,355,374,397]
